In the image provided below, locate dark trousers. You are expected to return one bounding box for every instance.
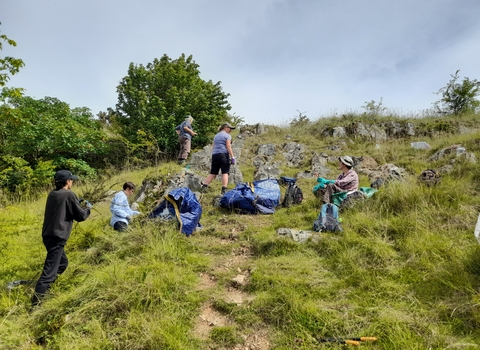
[113,221,128,232]
[317,183,344,204]
[32,237,68,305]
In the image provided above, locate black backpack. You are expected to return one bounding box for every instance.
[280,177,303,207]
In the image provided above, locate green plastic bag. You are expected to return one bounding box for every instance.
[331,191,348,206]
[312,178,335,194]
[359,187,377,198]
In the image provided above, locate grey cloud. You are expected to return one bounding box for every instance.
[2,0,480,124]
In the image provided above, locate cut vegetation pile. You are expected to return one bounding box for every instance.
[1,115,480,349]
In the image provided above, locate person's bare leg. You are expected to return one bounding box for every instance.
[202,174,217,189]
[203,174,216,186]
[221,174,229,187]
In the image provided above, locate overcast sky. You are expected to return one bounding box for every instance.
[2,0,480,125]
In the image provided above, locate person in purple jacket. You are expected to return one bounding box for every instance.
[31,170,91,308]
[318,156,359,204]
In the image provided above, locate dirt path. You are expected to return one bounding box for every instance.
[192,241,271,350]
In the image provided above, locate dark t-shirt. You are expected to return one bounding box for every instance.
[42,188,90,241]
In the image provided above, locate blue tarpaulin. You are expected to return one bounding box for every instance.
[148,188,202,236]
[219,178,281,214]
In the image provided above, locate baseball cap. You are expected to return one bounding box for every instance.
[339,156,354,167]
[54,170,79,182]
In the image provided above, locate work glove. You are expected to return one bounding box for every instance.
[78,198,93,209]
[231,157,236,165]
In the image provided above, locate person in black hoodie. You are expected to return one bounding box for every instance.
[31,170,91,307]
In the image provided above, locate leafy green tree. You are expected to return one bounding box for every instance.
[115,54,231,157]
[434,70,480,115]
[0,22,25,99]
[0,96,107,167]
[0,96,109,192]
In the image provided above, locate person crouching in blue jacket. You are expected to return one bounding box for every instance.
[110,182,141,231]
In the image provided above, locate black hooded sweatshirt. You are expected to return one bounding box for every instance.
[42,188,90,242]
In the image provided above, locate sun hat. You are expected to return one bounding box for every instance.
[220,123,236,130]
[54,170,79,182]
[339,156,354,167]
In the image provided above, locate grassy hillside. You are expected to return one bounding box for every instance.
[1,115,480,349]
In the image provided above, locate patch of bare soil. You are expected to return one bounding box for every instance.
[197,272,217,290]
[193,301,231,340]
[193,243,271,349]
[223,287,254,305]
[206,246,253,274]
[232,330,271,350]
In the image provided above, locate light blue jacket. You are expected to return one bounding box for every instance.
[110,191,140,227]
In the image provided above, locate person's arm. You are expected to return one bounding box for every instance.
[225,139,234,158]
[110,192,131,220]
[183,124,197,136]
[127,208,141,216]
[111,206,129,219]
[335,171,359,191]
[69,193,90,222]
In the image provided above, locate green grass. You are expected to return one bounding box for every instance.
[1,114,480,349]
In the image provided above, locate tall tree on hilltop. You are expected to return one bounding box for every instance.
[115,54,231,158]
[0,22,25,99]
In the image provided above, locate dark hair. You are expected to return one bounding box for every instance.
[55,180,68,190]
[123,182,136,190]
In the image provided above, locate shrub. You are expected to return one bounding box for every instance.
[434,70,480,115]
[53,157,96,180]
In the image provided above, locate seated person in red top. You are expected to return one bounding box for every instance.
[317,156,359,204]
